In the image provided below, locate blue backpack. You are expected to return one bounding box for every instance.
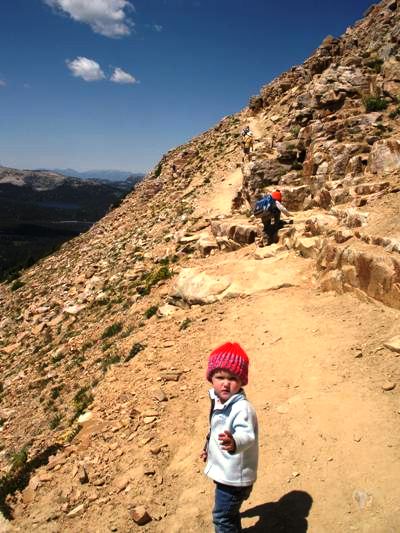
[253,194,276,217]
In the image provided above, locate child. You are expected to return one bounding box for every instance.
[201,342,259,533]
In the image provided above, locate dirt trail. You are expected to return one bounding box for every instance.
[195,167,243,217]
[156,253,400,533]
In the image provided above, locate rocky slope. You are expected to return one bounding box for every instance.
[0,0,399,531]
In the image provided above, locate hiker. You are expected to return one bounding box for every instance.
[253,189,292,246]
[201,342,259,533]
[241,126,254,161]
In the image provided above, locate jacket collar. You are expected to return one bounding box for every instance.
[209,388,246,409]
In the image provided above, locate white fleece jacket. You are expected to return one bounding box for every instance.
[204,389,258,487]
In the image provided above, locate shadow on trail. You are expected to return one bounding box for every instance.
[242,490,313,532]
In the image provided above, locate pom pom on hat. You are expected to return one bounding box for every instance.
[206,342,249,385]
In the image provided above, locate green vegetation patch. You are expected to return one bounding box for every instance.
[126,342,145,362]
[10,280,24,291]
[144,265,173,290]
[101,321,123,339]
[363,96,388,112]
[73,387,93,418]
[144,305,158,319]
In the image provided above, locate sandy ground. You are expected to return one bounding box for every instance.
[156,264,400,533]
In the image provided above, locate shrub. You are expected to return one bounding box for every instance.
[126,342,145,362]
[363,96,388,112]
[291,161,303,170]
[49,414,62,429]
[11,448,28,470]
[144,305,158,319]
[179,318,191,331]
[145,265,173,290]
[366,57,384,73]
[101,354,120,372]
[50,386,62,400]
[291,125,301,137]
[10,280,24,291]
[51,351,65,364]
[154,162,162,178]
[101,321,123,339]
[73,388,93,417]
[389,105,400,119]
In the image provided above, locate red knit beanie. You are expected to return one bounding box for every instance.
[206,342,249,385]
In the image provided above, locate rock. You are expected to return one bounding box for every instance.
[63,304,86,316]
[0,512,12,532]
[383,336,400,354]
[143,416,157,424]
[157,304,177,318]
[254,247,276,260]
[78,465,89,484]
[295,237,321,258]
[382,382,396,391]
[211,220,258,245]
[161,372,181,382]
[113,473,131,492]
[131,506,151,526]
[77,411,93,424]
[352,490,372,510]
[368,138,400,174]
[172,268,232,305]
[152,389,168,402]
[67,503,85,517]
[150,446,161,455]
[197,237,219,257]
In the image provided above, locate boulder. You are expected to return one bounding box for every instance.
[368,138,400,174]
[294,237,321,258]
[305,214,338,236]
[211,220,258,245]
[197,237,219,257]
[383,336,400,354]
[172,268,232,305]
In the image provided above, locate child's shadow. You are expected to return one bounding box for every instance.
[242,490,313,532]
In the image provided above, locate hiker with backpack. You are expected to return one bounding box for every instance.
[201,342,258,533]
[253,190,292,246]
[240,126,254,161]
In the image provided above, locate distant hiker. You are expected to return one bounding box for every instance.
[253,189,292,246]
[201,342,258,533]
[240,126,254,161]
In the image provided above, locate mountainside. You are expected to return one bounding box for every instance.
[0,167,134,280]
[0,1,400,531]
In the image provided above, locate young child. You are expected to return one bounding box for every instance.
[201,342,259,532]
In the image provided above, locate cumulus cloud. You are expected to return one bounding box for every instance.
[44,0,134,38]
[110,67,137,84]
[66,56,105,81]
[153,24,162,32]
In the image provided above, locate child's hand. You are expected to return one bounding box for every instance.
[218,431,236,453]
[200,450,208,462]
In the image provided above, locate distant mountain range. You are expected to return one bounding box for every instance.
[46,168,145,182]
[0,166,142,279]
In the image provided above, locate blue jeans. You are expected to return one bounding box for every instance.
[213,482,252,533]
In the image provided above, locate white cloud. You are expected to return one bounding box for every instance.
[110,67,137,84]
[66,57,105,81]
[153,24,162,32]
[0,80,6,87]
[44,0,134,38]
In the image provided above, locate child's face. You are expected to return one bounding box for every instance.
[211,370,242,403]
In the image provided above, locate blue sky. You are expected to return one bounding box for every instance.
[0,0,373,173]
